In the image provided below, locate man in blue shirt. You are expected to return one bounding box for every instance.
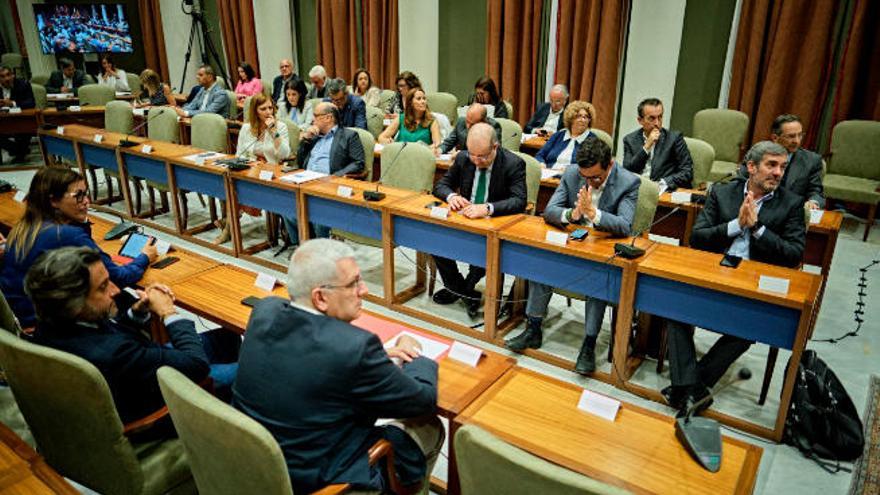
[174,65,229,119]
[324,78,367,130]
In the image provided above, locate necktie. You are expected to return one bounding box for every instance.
[474,169,487,204]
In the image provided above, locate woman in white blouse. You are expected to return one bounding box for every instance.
[237,92,290,164]
[95,54,130,92]
[352,68,382,108]
[275,77,313,131]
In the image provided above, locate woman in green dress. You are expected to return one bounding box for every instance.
[378,88,441,155]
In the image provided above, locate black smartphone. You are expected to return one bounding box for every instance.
[424,200,442,209]
[570,229,589,241]
[150,256,179,269]
[241,296,262,308]
[720,254,742,268]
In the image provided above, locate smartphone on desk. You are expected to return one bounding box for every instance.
[570,229,589,241]
[150,256,179,269]
[720,254,742,268]
[424,200,442,209]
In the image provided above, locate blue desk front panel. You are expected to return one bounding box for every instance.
[172,166,226,199]
[500,241,621,304]
[123,154,168,184]
[81,144,118,173]
[235,180,297,218]
[393,217,486,267]
[42,136,76,160]
[634,274,800,349]
[307,196,381,240]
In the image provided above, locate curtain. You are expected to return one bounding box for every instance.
[728,0,839,148]
[138,0,169,82]
[315,0,359,82]
[217,0,261,79]
[362,0,398,89]
[554,0,628,134]
[830,0,880,126]
[486,0,544,125]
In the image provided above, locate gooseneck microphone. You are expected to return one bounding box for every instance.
[118,107,167,148]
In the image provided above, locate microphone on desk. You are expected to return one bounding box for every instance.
[104,212,139,241]
[613,205,682,259]
[118,107,166,148]
[218,125,274,171]
[364,142,408,201]
[675,368,752,473]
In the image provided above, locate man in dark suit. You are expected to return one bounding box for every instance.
[271,58,296,104]
[431,123,527,317]
[507,136,641,374]
[523,84,568,134]
[622,97,693,190]
[45,58,86,95]
[324,78,367,130]
[662,141,806,417]
[25,247,239,427]
[738,114,825,209]
[0,64,36,163]
[233,239,443,494]
[439,102,503,155]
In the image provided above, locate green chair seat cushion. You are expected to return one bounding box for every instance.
[823,174,880,204]
[133,437,194,495]
[708,160,738,182]
[331,229,382,249]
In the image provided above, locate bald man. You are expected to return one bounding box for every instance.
[440,103,504,156]
[272,58,297,104]
[524,84,569,134]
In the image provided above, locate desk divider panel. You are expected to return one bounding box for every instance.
[172,166,226,199]
[123,154,168,184]
[235,180,297,218]
[635,274,800,349]
[307,196,382,240]
[80,144,118,173]
[500,241,622,304]
[393,217,487,267]
[41,136,76,160]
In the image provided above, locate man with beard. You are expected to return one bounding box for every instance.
[661,141,805,417]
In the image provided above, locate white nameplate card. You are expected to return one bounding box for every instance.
[577,390,621,421]
[758,275,790,296]
[56,126,65,135]
[141,144,152,154]
[540,168,560,180]
[447,341,482,367]
[13,190,27,202]
[670,191,692,204]
[254,272,277,292]
[383,331,450,361]
[133,108,146,117]
[545,230,568,247]
[154,239,171,257]
[521,133,537,142]
[8,107,21,114]
[69,105,82,112]
[336,185,353,198]
[437,153,452,162]
[93,134,104,143]
[430,206,449,220]
[809,209,824,224]
[258,170,274,181]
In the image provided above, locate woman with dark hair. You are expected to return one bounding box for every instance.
[238,93,290,164]
[0,168,157,328]
[469,75,508,119]
[378,88,441,154]
[234,61,263,101]
[96,53,129,92]
[275,77,314,131]
[388,70,421,114]
[352,68,381,108]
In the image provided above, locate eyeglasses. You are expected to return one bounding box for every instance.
[64,189,90,204]
[469,145,497,163]
[320,275,365,291]
[574,113,590,121]
[580,172,605,183]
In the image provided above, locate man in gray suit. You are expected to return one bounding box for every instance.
[622,97,693,190]
[507,135,641,374]
[174,65,229,119]
[439,103,503,156]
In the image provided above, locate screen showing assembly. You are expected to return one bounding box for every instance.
[33,3,134,54]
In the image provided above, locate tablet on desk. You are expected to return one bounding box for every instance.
[118,232,154,260]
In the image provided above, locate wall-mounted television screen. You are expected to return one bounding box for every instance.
[33,3,134,54]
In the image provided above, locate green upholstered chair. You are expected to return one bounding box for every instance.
[126,72,142,95]
[225,90,238,120]
[141,108,182,217]
[692,109,749,182]
[351,127,376,181]
[496,118,522,152]
[0,331,195,495]
[684,137,715,188]
[426,92,458,128]
[191,113,229,153]
[0,289,21,335]
[215,77,227,90]
[454,424,629,495]
[307,97,324,114]
[30,83,47,110]
[513,151,542,215]
[366,105,385,139]
[105,100,134,133]
[592,128,613,151]
[1,53,23,77]
[279,118,301,156]
[30,74,50,87]
[242,95,253,121]
[84,74,96,85]
[633,176,660,236]
[503,100,514,120]
[823,120,880,241]
[379,89,396,112]
[78,83,115,106]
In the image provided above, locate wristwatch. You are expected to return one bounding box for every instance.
[751,220,764,236]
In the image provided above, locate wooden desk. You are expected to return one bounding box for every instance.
[0,191,24,231]
[453,368,761,495]
[634,244,820,440]
[165,149,235,250]
[0,421,78,494]
[520,135,547,155]
[38,106,105,129]
[0,109,40,136]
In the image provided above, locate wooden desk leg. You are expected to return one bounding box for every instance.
[612,264,638,387]
[166,161,184,234]
[115,149,135,218]
[682,209,696,247]
[227,177,243,257]
[296,189,310,243]
[483,233,500,341]
[382,211,396,305]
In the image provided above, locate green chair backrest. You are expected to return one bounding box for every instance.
[828,120,880,180]
[366,105,384,139]
[0,330,145,494]
[454,425,629,495]
[692,109,749,163]
[30,74,50,86]
[104,101,134,134]
[633,176,660,236]
[592,128,613,151]
[0,289,21,335]
[83,74,96,85]
[279,118,300,155]
[215,77,227,90]
[307,98,323,115]
[191,113,228,153]
[78,83,115,106]
[1,53,23,70]
[147,107,180,143]
[427,92,458,128]
[225,90,238,120]
[30,83,48,110]
[379,89,396,112]
[157,367,293,495]
[242,95,253,121]
[503,100,514,120]
[126,72,141,95]
[380,142,436,192]
[514,151,541,212]
[352,127,376,181]
[683,137,715,188]
[496,118,522,152]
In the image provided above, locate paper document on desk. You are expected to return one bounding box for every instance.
[810,209,824,224]
[521,133,537,142]
[133,108,146,117]
[279,170,327,184]
[541,168,561,180]
[115,91,132,97]
[47,93,74,99]
[437,153,452,161]
[183,151,225,163]
[383,331,450,361]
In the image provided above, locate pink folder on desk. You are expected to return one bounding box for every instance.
[352,312,452,360]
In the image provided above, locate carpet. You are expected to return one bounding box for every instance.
[849,375,880,494]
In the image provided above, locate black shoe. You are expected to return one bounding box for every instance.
[660,385,688,410]
[574,345,596,375]
[506,324,542,352]
[465,294,481,319]
[675,385,713,419]
[432,288,460,305]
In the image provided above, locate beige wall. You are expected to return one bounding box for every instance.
[17,0,57,78]
[398,0,439,92]
[253,0,295,85]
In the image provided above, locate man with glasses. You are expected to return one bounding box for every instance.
[439,102,503,156]
[506,135,641,375]
[622,97,693,191]
[234,239,443,494]
[431,123,527,318]
[271,58,296,105]
[323,78,367,130]
[523,84,569,134]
